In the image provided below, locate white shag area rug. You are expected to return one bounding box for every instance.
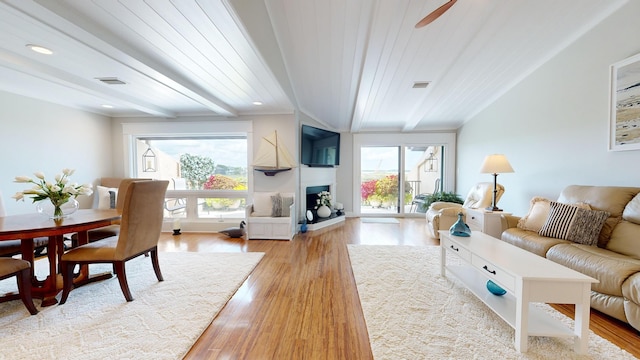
[0,251,264,360]
[347,245,635,360]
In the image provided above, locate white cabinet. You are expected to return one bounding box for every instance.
[464,208,510,239]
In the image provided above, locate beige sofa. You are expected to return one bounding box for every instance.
[501,185,640,331]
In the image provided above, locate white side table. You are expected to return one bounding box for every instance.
[464,208,510,239]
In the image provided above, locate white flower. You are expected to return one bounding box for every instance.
[13,168,91,204]
[63,185,77,195]
[317,191,332,207]
[14,176,32,183]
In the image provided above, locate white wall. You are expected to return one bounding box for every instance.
[457,0,640,217]
[0,91,112,214]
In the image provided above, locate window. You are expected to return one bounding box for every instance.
[135,137,248,220]
[122,121,252,230]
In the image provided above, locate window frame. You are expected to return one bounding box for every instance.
[121,121,254,228]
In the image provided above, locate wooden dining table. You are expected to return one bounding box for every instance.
[0,209,121,306]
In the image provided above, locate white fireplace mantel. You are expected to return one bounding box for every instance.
[299,166,344,231]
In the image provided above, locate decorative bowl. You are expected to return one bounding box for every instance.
[486,280,507,296]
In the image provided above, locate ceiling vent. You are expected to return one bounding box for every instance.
[412,81,430,89]
[96,77,126,85]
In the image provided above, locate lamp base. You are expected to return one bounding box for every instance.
[486,206,503,212]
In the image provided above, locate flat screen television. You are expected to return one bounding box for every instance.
[301,124,340,167]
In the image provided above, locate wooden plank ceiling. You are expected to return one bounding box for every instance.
[0,0,627,132]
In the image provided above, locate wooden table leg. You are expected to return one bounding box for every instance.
[36,235,64,306]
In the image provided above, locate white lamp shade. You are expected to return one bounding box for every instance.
[480,154,514,174]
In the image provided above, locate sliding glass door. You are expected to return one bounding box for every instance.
[404,146,442,214]
[359,145,443,216]
[360,146,400,214]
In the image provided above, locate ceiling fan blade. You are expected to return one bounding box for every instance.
[415,0,458,28]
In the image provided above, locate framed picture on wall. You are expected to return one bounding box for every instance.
[610,52,640,151]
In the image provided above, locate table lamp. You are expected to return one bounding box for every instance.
[479,154,514,211]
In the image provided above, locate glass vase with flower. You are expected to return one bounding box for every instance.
[13,168,93,221]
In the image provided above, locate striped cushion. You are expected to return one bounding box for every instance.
[539,201,610,246]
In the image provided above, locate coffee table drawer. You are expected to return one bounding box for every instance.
[442,237,471,262]
[471,255,515,292]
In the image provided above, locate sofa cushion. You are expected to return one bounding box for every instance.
[517,197,591,232]
[252,192,277,217]
[461,182,502,209]
[96,185,118,210]
[622,192,640,225]
[546,243,640,297]
[539,201,609,246]
[270,193,294,217]
[517,197,552,232]
[606,221,640,259]
[557,185,640,247]
[501,228,570,257]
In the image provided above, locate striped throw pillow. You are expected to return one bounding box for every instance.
[539,201,609,246]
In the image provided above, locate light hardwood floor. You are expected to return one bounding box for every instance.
[157,218,640,359]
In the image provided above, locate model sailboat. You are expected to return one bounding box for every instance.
[253,130,296,176]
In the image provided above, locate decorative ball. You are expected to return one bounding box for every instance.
[486,280,506,296]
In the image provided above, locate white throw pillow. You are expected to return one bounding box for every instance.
[517,197,552,232]
[96,185,118,210]
[252,192,277,217]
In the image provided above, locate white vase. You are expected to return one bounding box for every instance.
[317,205,331,218]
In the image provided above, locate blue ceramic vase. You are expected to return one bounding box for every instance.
[449,212,471,237]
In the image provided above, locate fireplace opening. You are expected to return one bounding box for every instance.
[306,185,329,210]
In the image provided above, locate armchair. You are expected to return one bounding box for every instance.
[245,192,295,240]
[425,182,504,239]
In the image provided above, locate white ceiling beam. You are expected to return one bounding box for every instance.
[0,49,176,117]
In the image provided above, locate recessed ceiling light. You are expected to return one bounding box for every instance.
[101,104,114,108]
[252,101,263,106]
[26,44,53,55]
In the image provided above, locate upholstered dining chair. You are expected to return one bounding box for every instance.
[70,178,150,247]
[59,180,169,303]
[0,190,48,257]
[0,258,38,314]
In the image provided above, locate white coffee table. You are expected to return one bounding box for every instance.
[439,230,598,353]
